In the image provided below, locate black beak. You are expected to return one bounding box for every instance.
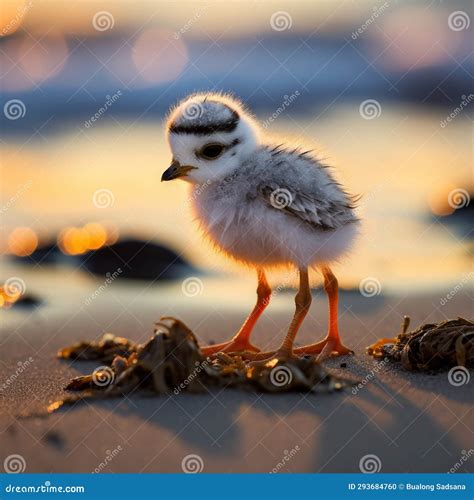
[161,160,179,182]
[161,159,196,182]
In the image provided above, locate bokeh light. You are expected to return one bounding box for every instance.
[82,222,108,250]
[131,29,188,86]
[58,227,90,256]
[429,185,457,217]
[19,33,69,82]
[58,223,119,255]
[0,32,69,91]
[0,0,31,37]
[372,7,460,71]
[7,227,38,256]
[0,285,22,308]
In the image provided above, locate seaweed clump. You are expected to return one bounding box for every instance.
[368,317,473,372]
[51,318,348,412]
[58,333,136,363]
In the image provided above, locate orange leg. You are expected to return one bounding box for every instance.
[294,266,353,358]
[201,268,271,356]
[246,267,312,363]
[274,266,311,359]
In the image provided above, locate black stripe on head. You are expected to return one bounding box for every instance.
[170,120,238,135]
[170,106,240,135]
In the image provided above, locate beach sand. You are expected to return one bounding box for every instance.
[0,290,472,473]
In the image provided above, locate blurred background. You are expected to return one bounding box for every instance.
[1,0,472,318]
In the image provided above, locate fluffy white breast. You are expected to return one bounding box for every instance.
[190,148,359,268]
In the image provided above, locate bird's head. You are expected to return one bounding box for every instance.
[162,93,259,184]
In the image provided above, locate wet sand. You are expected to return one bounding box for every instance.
[0,291,472,473]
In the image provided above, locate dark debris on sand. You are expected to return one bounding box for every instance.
[57,334,137,363]
[51,319,348,413]
[368,317,474,371]
[46,316,474,414]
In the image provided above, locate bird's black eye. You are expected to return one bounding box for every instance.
[198,143,225,160]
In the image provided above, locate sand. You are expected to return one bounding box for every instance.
[0,291,472,473]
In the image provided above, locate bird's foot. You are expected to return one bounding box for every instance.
[201,338,260,357]
[294,336,353,360]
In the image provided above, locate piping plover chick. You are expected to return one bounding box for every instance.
[162,92,359,362]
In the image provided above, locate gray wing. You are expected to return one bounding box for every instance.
[258,182,358,231]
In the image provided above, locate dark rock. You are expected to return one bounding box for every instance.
[445,198,473,220]
[79,238,194,280]
[11,236,196,281]
[12,294,42,309]
[429,190,473,239]
[11,242,61,265]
